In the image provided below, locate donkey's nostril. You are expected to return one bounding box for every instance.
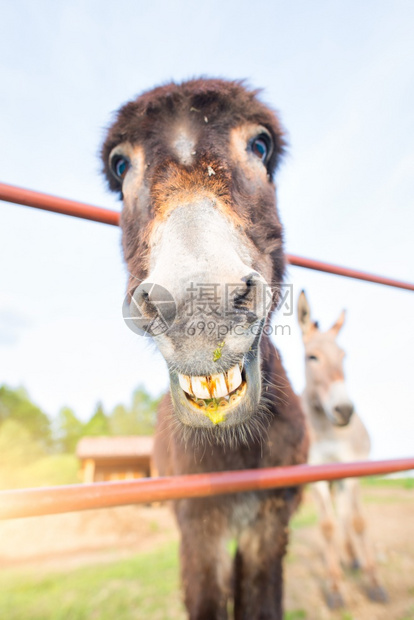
[132,282,177,326]
[241,272,261,286]
[334,403,354,423]
[233,273,261,313]
[135,287,158,319]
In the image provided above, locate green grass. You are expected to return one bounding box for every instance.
[0,454,79,490]
[0,542,185,620]
[0,540,316,620]
[285,611,306,619]
[361,475,414,490]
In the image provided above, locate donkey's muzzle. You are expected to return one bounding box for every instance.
[332,403,354,426]
[169,340,262,428]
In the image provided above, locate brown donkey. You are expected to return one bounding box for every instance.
[298,290,387,608]
[102,79,308,620]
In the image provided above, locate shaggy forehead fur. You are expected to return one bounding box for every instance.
[101,78,288,300]
[102,78,286,193]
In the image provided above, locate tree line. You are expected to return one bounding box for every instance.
[0,384,161,455]
[0,384,162,488]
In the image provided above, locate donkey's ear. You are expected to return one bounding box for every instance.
[329,309,346,337]
[297,290,313,336]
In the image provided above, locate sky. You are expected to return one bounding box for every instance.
[0,0,413,460]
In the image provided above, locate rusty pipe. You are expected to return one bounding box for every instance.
[0,182,120,226]
[0,458,413,520]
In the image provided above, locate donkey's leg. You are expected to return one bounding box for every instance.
[178,505,231,620]
[338,479,388,602]
[312,481,345,608]
[233,496,289,620]
[335,479,360,570]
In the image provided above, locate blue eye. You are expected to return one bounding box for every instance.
[251,134,272,164]
[112,156,130,181]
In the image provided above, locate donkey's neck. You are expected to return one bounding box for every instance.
[260,335,298,421]
[301,389,333,435]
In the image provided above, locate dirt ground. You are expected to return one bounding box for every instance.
[0,485,412,619]
[285,486,414,620]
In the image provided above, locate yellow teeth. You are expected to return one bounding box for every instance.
[190,376,211,400]
[187,381,248,424]
[227,364,242,393]
[210,372,228,398]
[177,363,247,424]
[178,373,193,396]
[178,363,244,400]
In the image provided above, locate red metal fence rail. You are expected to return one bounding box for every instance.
[0,182,120,226]
[1,181,413,521]
[1,459,413,520]
[1,182,413,291]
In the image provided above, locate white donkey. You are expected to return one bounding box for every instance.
[297,290,387,608]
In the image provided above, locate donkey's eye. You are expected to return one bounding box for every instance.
[111,156,130,182]
[307,355,319,361]
[250,134,272,164]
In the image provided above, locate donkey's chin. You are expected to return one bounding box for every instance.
[169,352,262,428]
